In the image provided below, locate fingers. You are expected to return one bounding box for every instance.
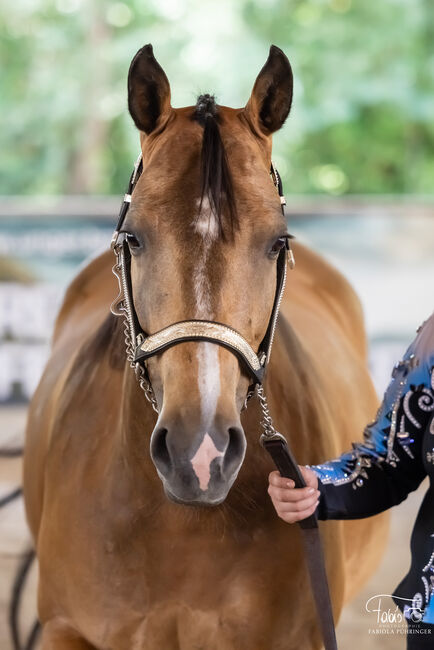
[268,469,318,493]
[274,491,319,512]
[267,469,321,524]
[268,481,318,503]
[299,466,319,490]
[274,500,319,524]
[268,470,295,489]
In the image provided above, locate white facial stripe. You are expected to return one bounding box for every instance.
[190,432,224,491]
[192,196,221,426]
[197,342,220,427]
[194,196,219,241]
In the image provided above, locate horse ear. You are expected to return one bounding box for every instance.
[245,45,293,136]
[128,44,172,134]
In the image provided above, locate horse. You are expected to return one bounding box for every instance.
[23,44,388,649]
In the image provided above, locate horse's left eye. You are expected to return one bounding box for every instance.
[125,233,141,251]
[269,237,287,258]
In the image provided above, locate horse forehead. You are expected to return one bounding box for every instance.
[144,105,256,167]
[133,105,274,231]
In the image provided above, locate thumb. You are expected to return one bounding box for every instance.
[299,465,319,489]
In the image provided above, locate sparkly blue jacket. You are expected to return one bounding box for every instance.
[312,313,434,624]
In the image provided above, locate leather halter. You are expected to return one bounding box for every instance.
[110,152,293,392]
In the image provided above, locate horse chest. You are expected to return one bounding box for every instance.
[43,515,303,649]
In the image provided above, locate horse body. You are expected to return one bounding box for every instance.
[24,45,388,649]
[24,244,386,649]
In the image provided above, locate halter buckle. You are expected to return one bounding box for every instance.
[260,431,288,447]
[110,231,120,249]
[287,246,295,270]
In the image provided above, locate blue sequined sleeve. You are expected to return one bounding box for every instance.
[312,319,434,521]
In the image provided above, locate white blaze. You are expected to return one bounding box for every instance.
[192,195,221,459]
[194,196,219,240]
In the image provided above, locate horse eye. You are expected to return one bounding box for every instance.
[125,233,141,251]
[269,237,286,257]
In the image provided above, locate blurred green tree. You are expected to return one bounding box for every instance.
[0,0,433,196]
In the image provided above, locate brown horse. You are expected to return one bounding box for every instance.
[23,44,388,649]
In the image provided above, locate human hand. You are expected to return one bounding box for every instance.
[267,467,320,523]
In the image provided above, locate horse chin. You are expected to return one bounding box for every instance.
[162,483,228,508]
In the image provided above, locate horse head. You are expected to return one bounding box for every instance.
[122,43,293,506]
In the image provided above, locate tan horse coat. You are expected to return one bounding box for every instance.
[24,242,388,649]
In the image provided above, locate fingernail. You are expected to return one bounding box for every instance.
[308,488,315,494]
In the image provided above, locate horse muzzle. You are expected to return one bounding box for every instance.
[150,416,246,506]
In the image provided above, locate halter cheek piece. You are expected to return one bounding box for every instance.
[110,154,337,650]
[110,153,294,407]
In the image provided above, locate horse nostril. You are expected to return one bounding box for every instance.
[150,427,171,473]
[223,426,246,475]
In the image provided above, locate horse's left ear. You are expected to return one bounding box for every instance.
[128,43,172,134]
[244,45,293,136]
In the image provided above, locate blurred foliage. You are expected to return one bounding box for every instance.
[0,0,433,196]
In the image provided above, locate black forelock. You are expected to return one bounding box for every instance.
[192,94,238,241]
[194,93,218,124]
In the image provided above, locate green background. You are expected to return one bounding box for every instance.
[1,0,433,196]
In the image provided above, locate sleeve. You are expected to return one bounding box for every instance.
[311,315,434,521]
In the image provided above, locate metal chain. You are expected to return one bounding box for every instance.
[241,388,255,411]
[111,246,160,414]
[256,384,278,438]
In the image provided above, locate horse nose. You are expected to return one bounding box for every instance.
[222,425,246,477]
[150,426,171,476]
[150,420,246,496]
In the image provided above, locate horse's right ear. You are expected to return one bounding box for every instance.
[128,44,172,135]
[244,45,293,137]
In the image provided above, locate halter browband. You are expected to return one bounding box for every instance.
[110,152,293,403]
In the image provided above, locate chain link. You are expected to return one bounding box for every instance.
[111,247,160,414]
[241,388,255,411]
[256,384,278,438]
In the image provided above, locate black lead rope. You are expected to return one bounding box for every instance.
[263,166,337,649]
[261,437,338,650]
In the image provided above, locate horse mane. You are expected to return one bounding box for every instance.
[193,94,238,240]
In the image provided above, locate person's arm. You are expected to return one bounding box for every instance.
[268,313,434,523]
